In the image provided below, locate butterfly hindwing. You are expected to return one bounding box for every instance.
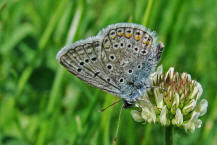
[97,23,164,101]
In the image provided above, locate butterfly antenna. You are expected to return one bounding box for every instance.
[99,100,121,112]
[113,104,124,144]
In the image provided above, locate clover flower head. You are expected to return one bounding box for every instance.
[131,65,208,132]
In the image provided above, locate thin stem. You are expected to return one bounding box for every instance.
[165,126,173,145]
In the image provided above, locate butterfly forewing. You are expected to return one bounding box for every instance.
[57,37,121,95]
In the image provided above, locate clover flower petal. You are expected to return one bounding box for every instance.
[197,99,208,116]
[131,110,144,122]
[172,108,183,126]
[183,112,201,132]
[160,105,168,126]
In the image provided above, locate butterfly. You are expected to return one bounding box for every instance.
[56,23,164,108]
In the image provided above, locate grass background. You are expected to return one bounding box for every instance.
[0,0,217,145]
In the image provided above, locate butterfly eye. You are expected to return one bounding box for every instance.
[107,78,111,82]
[128,69,133,74]
[85,59,89,63]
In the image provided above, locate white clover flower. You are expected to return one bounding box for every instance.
[131,65,208,132]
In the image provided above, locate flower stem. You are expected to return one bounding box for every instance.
[165,126,173,145]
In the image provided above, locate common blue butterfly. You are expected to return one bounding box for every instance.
[56,23,164,107]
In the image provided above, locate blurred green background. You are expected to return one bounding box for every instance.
[0,0,217,145]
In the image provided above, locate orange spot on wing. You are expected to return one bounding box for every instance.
[110,36,116,39]
[125,33,132,38]
[143,40,150,46]
[117,32,123,37]
[134,35,141,41]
